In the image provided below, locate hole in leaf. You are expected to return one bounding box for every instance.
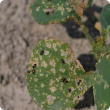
[51,68,55,73]
[47,95,55,103]
[44,8,54,15]
[77,80,81,86]
[40,50,44,55]
[79,87,82,91]
[68,88,71,93]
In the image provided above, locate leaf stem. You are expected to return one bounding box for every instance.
[77,19,98,59]
[75,71,95,78]
[59,71,95,78]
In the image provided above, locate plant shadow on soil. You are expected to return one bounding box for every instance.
[62,4,102,39]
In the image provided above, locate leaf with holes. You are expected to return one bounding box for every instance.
[93,55,110,110]
[26,39,96,110]
[29,0,93,24]
[68,0,93,15]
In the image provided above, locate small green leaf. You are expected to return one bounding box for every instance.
[100,4,110,31]
[26,39,96,110]
[93,55,110,110]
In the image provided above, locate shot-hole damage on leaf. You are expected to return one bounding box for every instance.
[26,39,96,110]
[79,87,82,91]
[75,78,83,87]
[49,86,57,93]
[25,0,109,108]
[77,80,82,86]
[44,8,54,15]
[68,88,71,93]
[47,95,56,104]
[29,0,77,24]
[59,68,65,73]
[34,78,38,82]
[51,68,55,73]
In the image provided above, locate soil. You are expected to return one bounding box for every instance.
[0,0,110,110]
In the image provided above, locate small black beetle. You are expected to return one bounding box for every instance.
[61,59,65,64]
[33,64,36,68]
[27,70,30,73]
[32,69,35,74]
[40,50,44,55]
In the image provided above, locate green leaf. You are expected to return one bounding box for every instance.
[29,0,93,24]
[100,4,110,32]
[29,0,76,24]
[93,55,110,110]
[26,39,96,110]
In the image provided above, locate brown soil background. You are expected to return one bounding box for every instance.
[0,0,110,110]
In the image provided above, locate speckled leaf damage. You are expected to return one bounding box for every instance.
[26,39,96,110]
[29,0,93,24]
